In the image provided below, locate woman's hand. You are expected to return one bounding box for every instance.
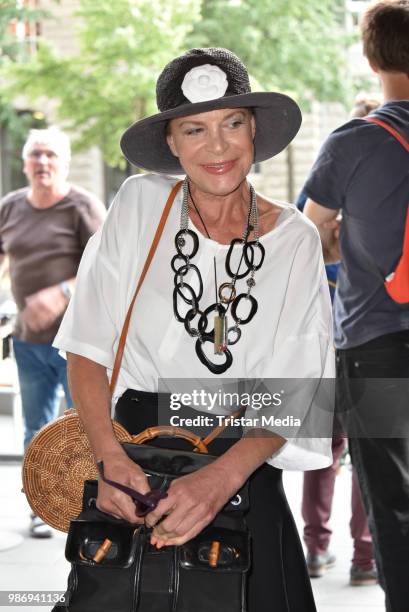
[96,449,151,524]
[145,462,243,547]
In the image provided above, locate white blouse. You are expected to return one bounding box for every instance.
[54,173,335,471]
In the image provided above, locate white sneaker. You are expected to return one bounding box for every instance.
[29,514,53,539]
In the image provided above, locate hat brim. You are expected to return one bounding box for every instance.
[120,92,302,174]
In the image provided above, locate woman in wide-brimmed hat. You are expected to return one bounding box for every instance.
[54,47,334,611]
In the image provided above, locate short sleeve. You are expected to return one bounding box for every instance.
[246,222,335,471]
[303,127,359,211]
[77,195,107,248]
[53,186,124,368]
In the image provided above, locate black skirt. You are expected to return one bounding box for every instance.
[115,389,317,612]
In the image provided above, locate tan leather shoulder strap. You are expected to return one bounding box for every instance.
[200,408,244,449]
[109,180,182,394]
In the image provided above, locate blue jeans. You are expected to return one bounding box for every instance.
[13,337,72,450]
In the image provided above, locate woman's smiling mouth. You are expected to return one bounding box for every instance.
[201,160,237,174]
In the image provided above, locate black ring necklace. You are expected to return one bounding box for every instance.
[172,177,265,374]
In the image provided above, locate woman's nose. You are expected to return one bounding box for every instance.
[206,128,228,155]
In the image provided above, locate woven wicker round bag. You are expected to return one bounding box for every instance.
[22,410,213,533]
[22,410,132,532]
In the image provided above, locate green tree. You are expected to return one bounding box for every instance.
[1,0,202,166]
[1,0,350,167]
[188,0,349,105]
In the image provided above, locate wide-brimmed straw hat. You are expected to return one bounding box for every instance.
[120,47,302,174]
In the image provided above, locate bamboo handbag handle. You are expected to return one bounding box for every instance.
[131,425,209,453]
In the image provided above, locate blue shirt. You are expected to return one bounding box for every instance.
[304,101,409,349]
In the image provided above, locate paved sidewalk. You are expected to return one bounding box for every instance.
[0,459,385,612]
[284,468,384,612]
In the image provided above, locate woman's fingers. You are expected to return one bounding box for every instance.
[147,464,236,547]
[145,488,200,537]
[97,488,144,523]
[96,453,151,523]
[153,522,205,547]
[144,497,178,528]
[147,485,215,544]
[152,502,207,539]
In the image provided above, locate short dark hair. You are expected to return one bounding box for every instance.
[361,0,409,76]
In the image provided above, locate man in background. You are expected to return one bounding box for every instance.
[303,1,409,609]
[300,94,381,587]
[0,127,106,537]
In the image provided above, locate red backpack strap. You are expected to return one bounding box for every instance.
[364,116,409,152]
[359,115,409,304]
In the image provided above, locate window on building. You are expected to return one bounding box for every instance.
[7,0,42,59]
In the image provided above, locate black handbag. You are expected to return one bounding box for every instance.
[54,441,251,612]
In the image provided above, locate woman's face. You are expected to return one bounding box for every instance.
[166,107,256,196]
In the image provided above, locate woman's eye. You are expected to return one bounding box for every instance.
[228,120,244,129]
[184,127,203,135]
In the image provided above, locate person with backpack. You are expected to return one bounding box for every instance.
[303,2,409,610]
[299,95,381,587]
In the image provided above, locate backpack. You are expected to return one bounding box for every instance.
[360,116,409,304]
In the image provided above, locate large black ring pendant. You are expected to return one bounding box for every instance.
[195,337,233,375]
[173,287,198,322]
[231,293,258,325]
[225,239,253,279]
[244,241,265,271]
[175,230,199,259]
[171,253,188,273]
[174,264,203,303]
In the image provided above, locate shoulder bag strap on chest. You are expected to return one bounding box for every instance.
[109,180,182,394]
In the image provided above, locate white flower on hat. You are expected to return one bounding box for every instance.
[181,64,228,103]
